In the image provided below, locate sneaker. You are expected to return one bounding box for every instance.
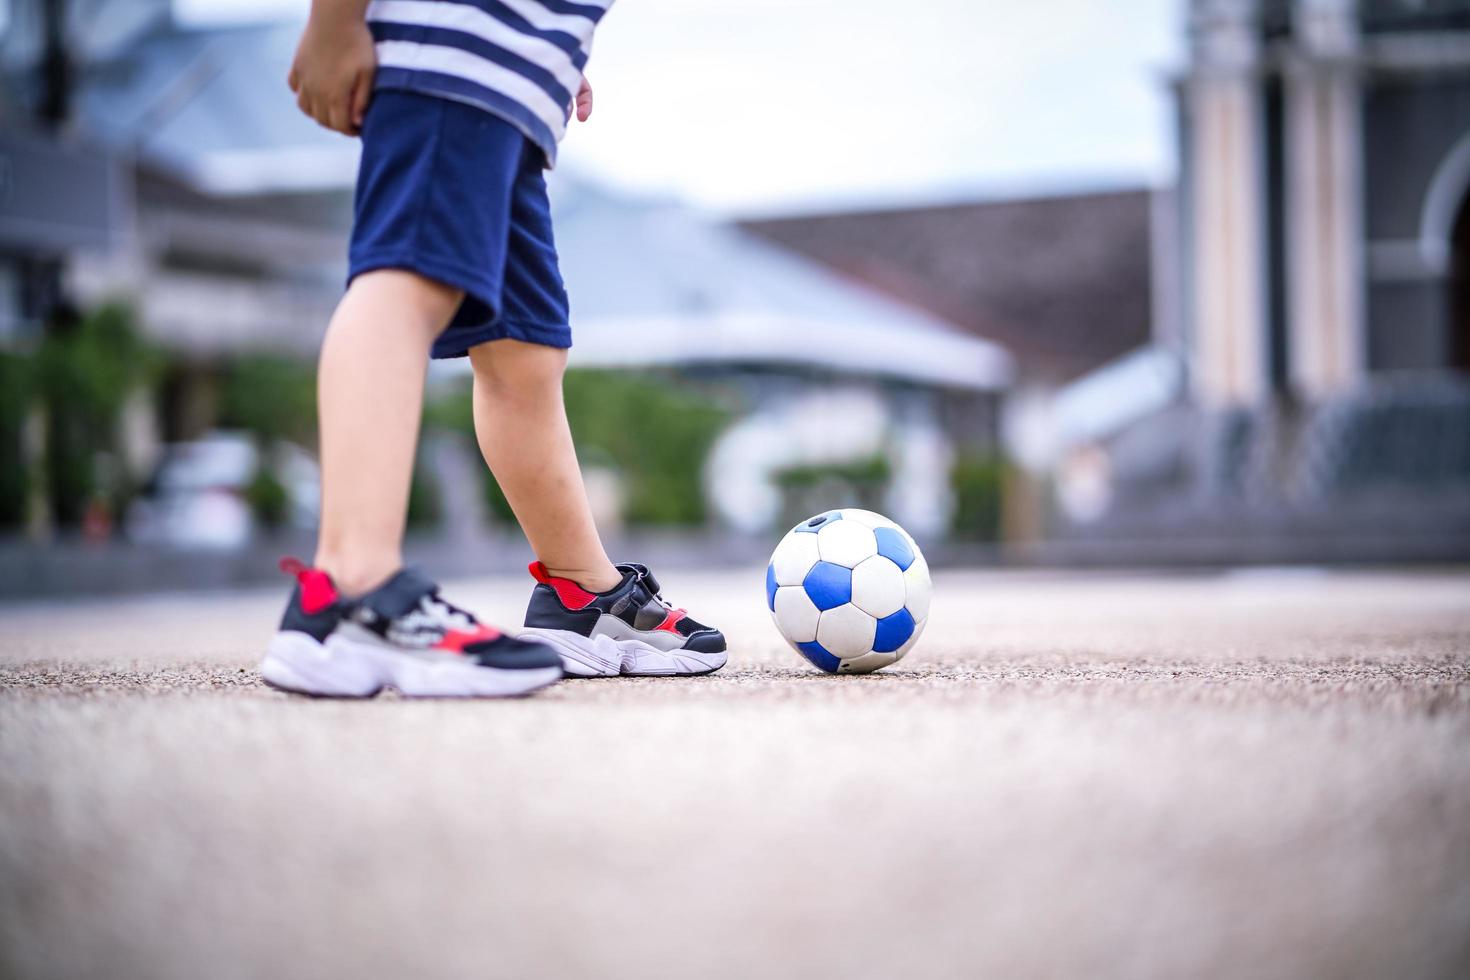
[520,561,727,677]
[261,559,562,698]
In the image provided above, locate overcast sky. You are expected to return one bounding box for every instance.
[176,0,1184,215]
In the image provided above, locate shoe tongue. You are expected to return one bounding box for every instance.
[359,567,438,620]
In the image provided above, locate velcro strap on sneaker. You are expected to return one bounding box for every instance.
[357,567,438,621]
[617,562,659,596]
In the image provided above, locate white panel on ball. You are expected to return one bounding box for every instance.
[849,555,906,618]
[816,521,878,567]
[840,651,897,673]
[770,532,821,585]
[838,508,899,531]
[772,586,820,643]
[816,603,876,658]
[903,557,932,621]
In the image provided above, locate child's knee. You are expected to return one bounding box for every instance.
[468,340,566,396]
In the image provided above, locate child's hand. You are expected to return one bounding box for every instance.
[575,77,593,122]
[288,2,376,137]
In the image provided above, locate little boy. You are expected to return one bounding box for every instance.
[260,0,726,697]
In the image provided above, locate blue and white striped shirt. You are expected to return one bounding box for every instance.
[365,0,614,167]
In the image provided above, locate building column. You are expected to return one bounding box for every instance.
[1284,0,1365,397]
[1186,0,1271,407]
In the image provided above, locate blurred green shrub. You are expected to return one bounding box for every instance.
[774,454,891,526]
[406,454,443,529]
[246,464,290,529]
[424,369,731,527]
[35,304,162,526]
[950,453,1004,541]
[774,455,892,492]
[218,354,317,446]
[0,353,36,528]
[564,370,730,525]
[217,355,320,528]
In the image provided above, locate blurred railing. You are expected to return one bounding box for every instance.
[1128,374,1470,505]
[1359,0,1470,34]
[1256,1,1470,39]
[1049,375,1470,564]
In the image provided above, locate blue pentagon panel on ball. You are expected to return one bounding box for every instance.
[802,561,853,611]
[873,607,916,653]
[796,640,842,673]
[793,510,843,534]
[765,563,779,610]
[873,526,915,571]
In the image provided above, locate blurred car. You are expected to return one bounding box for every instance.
[126,431,319,549]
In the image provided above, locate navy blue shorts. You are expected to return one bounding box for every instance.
[349,90,572,358]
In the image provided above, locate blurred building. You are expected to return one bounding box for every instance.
[0,0,1011,547]
[1125,0,1470,561]
[1,2,351,438]
[745,190,1156,386]
[6,0,1464,564]
[554,181,1011,537]
[1182,0,1470,400]
[752,0,1470,562]
[744,188,1165,541]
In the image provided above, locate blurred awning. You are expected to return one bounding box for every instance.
[569,311,1012,390]
[1053,345,1183,447]
[553,181,1013,391]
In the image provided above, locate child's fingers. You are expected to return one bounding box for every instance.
[574,76,592,122]
[302,89,334,134]
[350,69,373,132]
[288,64,300,93]
[326,91,354,135]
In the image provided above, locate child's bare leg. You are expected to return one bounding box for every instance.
[468,339,622,592]
[313,269,463,594]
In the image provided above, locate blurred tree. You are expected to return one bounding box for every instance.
[774,455,891,527]
[218,354,320,530]
[425,369,731,527]
[218,355,317,447]
[35,303,161,527]
[406,455,443,529]
[245,464,290,530]
[0,354,37,528]
[950,453,1005,542]
[562,370,730,525]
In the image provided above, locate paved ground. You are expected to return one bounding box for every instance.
[1,568,1468,980]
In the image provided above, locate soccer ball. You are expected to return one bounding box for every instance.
[764,508,931,673]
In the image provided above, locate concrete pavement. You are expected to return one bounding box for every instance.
[2,568,1468,979]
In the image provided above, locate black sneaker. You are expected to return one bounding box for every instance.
[520,561,727,677]
[261,559,562,697]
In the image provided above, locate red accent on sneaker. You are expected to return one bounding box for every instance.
[654,609,687,635]
[279,556,339,615]
[528,561,597,611]
[436,625,502,653]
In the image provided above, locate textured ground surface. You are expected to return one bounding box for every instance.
[2,568,1468,980]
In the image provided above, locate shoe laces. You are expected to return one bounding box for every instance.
[418,591,477,632]
[643,580,686,620]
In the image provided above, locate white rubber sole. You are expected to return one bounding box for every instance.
[260,631,563,698]
[520,627,727,677]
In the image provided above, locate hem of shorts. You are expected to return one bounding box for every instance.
[373,75,558,169]
[349,250,501,314]
[431,317,572,359]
